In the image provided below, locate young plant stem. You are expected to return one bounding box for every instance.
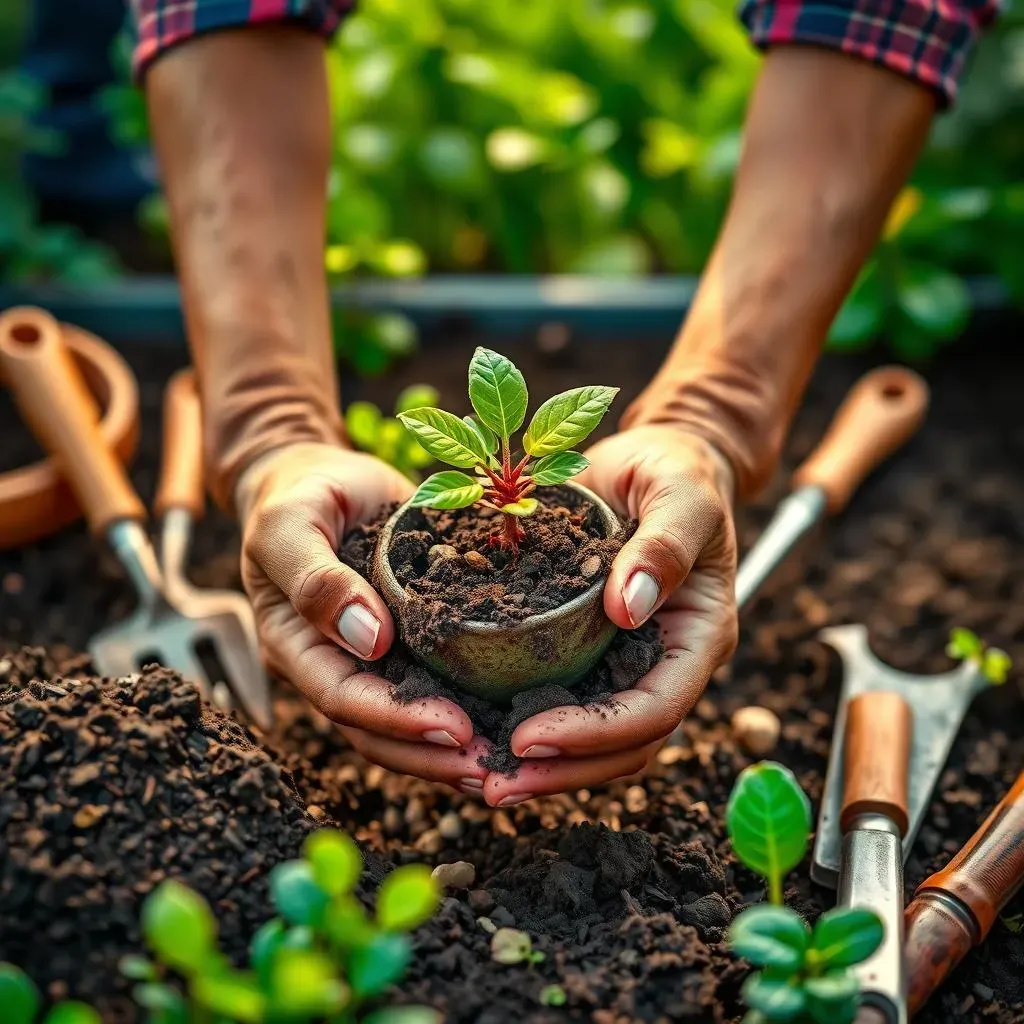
[769,876,782,907]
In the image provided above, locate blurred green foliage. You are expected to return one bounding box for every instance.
[345,383,439,478]
[101,0,1023,358]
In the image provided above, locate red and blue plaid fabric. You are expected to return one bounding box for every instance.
[131,0,355,78]
[740,0,1002,105]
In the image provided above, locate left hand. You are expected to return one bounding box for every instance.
[482,425,739,807]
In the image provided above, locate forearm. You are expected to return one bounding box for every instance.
[623,46,935,499]
[146,25,344,513]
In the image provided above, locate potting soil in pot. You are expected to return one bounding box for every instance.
[1,334,1023,1023]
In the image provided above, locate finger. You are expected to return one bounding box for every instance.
[245,486,395,660]
[342,728,491,792]
[604,473,726,630]
[482,743,659,807]
[509,603,735,758]
[260,608,476,748]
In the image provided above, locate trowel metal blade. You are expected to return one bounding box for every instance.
[811,624,990,888]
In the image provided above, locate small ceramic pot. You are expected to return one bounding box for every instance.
[372,481,621,703]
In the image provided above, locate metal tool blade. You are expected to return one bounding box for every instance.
[812,625,990,887]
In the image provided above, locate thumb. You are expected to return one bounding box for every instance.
[245,498,395,661]
[604,473,727,630]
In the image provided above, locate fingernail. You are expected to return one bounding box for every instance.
[497,793,534,807]
[423,729,461,748]
[521,744,561,758]
[623,570,660,627]
[460,777,484,791]
[337,603,381,659]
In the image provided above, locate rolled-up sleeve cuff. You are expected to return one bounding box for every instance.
[739,0,1002,107]
[131,0,355,81]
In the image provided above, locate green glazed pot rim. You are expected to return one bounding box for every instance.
[373,480,621,637]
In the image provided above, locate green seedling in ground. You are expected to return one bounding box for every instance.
[122,827,441,1024]
[490,928,545,966]
[346,384,440,481]
[539,984,567,1007]
[0,963,101,1024]
[946,627,1012,684]
[726,762,885,1024]
[398,347,617,553]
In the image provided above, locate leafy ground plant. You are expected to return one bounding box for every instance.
[346,385,439,480]
[0,963,99,1024]
[122,827,441,1024]
[397,346,617,552]
[726,762,884,1024]
[945,626,1012,684]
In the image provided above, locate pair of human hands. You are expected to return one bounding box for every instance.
[236,425,739,807]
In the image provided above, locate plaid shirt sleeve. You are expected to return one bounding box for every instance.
[130,0,355,79]
[739,0,1003,106]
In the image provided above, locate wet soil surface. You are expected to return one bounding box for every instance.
[1,324,1023,1023]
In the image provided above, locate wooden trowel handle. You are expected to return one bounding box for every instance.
[905,769,1024,1015]
[0,307,145,534]
[792,366,929,514]
[154,368,205,519]
[841,691,912,835]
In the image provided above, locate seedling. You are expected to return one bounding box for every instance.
[946,627,1012,684]
[346,385,440,481]
[490,928,546,966]
[726,762,884,1024]
[0,964,100,1024]
[121,827,441,1024]
[398,347,618,552]
[539,984,567,1006]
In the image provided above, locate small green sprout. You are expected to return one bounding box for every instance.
[346,385,439,481]
[946,627,1012,684]
[123,827,441,1024]
[490,928,545,965]
[726,762,885,1024]
[398,347,618,552]
[0,963,101,1024]
[539,984,567,1006]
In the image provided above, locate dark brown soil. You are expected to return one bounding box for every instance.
[1,324,1023,1023]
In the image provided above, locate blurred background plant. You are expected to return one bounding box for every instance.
[5,0,1024,362]
[345,383,440,479]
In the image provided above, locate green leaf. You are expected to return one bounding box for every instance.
[346,401,384,450]
[523,386,619,456]
[530,452,589,485]
[349,933,411,997]
[809,908,884,970]
[323,895,376,950]
[982,648,1011,684]
[490,927,533,964]
[192,970,267,1024]
[0,963,40,1024]
[726,762,811,904]
[464,416,499,455]
[42,1003,102,1024]
[268,949,348,1016]
[946,626,983,661]
[395,384,440,415]
[539,984,567,1007]
[118,955,158,982]
[728,905,809,971]
[377,865,440,931]
[741,972,807,1021]
[468,347,529,439]
[410,471,485,510]
[896,261,971,339]
[804,970,860,1024]
[500,498,539,517]
[131,982,187,1023]
[363,1008,442,1024]
[828,264,884,350]
[269,860,330,927]
[250,918,286,985]
[397,408,490,468]
[303,829,363,897]
[141,880,217,974]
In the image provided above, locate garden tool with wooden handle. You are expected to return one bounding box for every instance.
[155,368,271,729]
[837,691,913,1024]
[0,307,270,730]
[736,366,929,609]
[904,768,1024,1017]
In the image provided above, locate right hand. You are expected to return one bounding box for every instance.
[235,442,490,793]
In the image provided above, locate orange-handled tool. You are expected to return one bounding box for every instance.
[905,769,1024,1017]
[736,366,929,609]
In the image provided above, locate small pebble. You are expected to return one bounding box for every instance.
[428,544,459,564]
[478,917,497,934]
[731,705,782,756]
[463,551,491,571]
[492,811,517,837]
[468,889,495,914]
[657,745,685,765]
[404,797,426,825]
[580,555,602,578]
[414,828,443,855]
[437,811,463,840]
[382,806,403,836]
[624,785,648,814]
[431,861,476,889]
[490,906,516,928]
